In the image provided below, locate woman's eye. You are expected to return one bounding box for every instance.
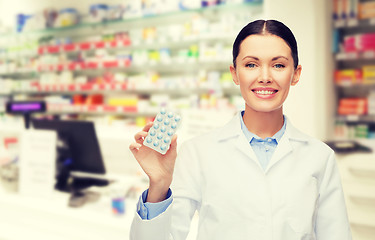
[246,63,256,68]
[274,64,285,69]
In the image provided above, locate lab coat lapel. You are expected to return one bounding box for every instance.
[234,133,260,167]
[218,112,260,167]
[265,117,309,172]
[266,131,293,172]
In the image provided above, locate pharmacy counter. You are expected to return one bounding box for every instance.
[0,177,199,240]
[0,182,137,240]
[336,151,375,240]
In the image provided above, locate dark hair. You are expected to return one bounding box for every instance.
[232,20,299,69]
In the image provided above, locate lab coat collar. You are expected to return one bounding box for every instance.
[218,111,310,172]
[218,111,309,142]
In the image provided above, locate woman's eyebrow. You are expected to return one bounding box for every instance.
[241,56,259,61]
[272,56,289,61]
[241,56,289,61]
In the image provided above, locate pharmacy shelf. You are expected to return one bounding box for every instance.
[12,85,217,96]
[0,68,38,77]
[335,51,375,61]
[38,39,130,55]
[0,60,231,77]
[46,104,143,117]
[334,18,375,29]
[36,35,235,56]
[0,2,259,62]
[17,82,129,94]
[0,1,263,39]
[41,60,231,74]
[0,1,258,121]
[11,85,239,97]
[336,115,375,123]
[0,51,37,60]
[0,35,234,62]
[336,82,375,88]
[37,59,131,72]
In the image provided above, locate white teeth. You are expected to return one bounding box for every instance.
[254,90,276,95]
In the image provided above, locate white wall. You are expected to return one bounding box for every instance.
[263,0,332,140]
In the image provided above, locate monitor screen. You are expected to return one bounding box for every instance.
[31,119,106,175]
[6,101,46,114]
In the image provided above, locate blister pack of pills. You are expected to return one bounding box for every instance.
[143,108,182,154]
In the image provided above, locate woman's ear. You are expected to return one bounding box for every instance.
[230,65,239,85]
[291,65,302,86]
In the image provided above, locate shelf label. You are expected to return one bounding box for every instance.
[346,115,359,122]
[334,20,346,28]
[363,51,375,59]
[347,52,358,59]
[339,81,352,87]
[347,19,358,27]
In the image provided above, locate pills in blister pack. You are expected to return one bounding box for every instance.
[143,108,182,154]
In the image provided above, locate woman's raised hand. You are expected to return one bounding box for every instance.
[129,122,178,202]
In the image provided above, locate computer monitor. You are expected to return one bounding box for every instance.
[31,119,108,191]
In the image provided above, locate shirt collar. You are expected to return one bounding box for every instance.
[239,110,286,143]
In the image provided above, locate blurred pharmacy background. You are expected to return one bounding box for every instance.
[0,0,374,239]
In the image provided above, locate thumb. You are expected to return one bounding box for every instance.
[169,134,178,152]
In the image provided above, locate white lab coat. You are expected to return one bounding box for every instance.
[130,112,352,240]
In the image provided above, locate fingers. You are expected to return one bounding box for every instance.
[142,122,153,132]
[169,134,178,151]
[134,122,153,143]
[134,131,148,144]
[129,142,142,156]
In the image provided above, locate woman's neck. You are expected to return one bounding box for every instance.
[242,106,284,139]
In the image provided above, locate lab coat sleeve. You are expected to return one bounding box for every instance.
[130,141,202,240]
[315,150,352,240]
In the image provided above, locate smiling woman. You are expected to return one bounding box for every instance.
[229,20,302,138]
[129,20,352,240]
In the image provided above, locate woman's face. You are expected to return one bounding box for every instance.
[230,34,302,114]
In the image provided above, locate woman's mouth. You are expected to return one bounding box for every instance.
[251,88,278,98]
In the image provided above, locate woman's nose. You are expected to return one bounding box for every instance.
[258,67,272,83]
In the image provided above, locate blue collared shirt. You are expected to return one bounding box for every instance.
[137,111,286,220]
[239,111,286,170]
